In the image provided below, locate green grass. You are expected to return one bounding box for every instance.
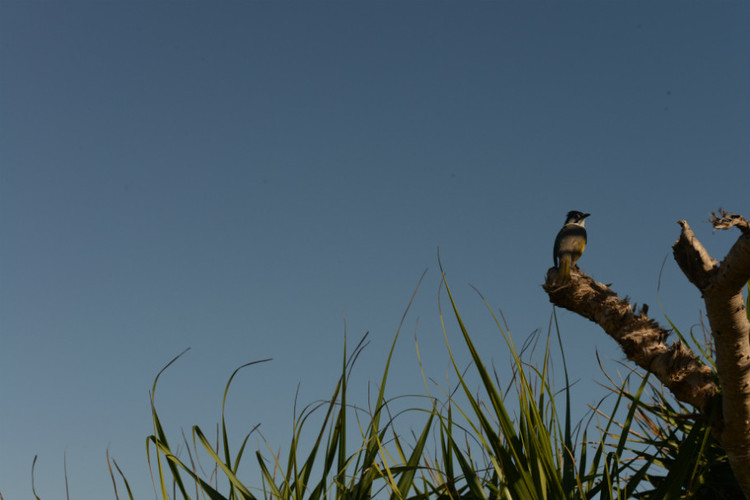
[49,269,732,500]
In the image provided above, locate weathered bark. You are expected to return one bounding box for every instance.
[543,269,718,414]
[673,210,750,498]
[543,209,750,499]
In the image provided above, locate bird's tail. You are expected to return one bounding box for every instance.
[557,255,571,283]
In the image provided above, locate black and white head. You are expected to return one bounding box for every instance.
[564,211,591,226]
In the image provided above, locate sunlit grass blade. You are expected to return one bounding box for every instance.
[388,406,435,500]
[149,347,191,500]
[192,426,255,500]
[219,359,271,499]
[349,270,427,500]
[551,309,577,492]
[107,449,136,500]
[437,415,489,500]
[149,434,228,500]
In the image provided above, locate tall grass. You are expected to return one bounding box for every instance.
[98,271,725,500]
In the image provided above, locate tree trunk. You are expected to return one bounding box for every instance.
[674,211,750,498]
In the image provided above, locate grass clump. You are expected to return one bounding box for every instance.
[99,270,725,500]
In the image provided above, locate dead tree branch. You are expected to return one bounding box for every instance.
[543,270,718,414]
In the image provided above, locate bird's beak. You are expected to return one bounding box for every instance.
[583,213,591,219]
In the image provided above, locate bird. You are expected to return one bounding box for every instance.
[553,210,590,282]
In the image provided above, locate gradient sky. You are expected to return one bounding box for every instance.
[2,2,749,498]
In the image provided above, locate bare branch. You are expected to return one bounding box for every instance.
[673,220,718,290]
[709,209,750,233]
[543,269,718,414]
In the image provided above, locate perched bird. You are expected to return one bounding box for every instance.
[553,210,590,282]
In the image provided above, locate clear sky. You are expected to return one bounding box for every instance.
[1,2,748,498]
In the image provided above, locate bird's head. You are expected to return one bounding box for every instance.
[565,211,591,225]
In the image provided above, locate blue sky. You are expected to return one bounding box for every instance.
[1,2,748,498]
